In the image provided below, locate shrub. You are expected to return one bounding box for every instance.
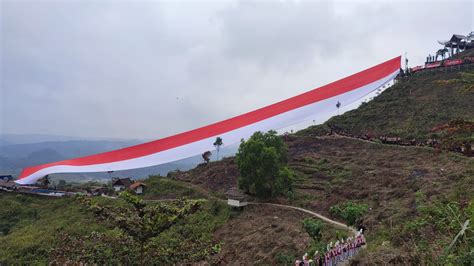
[275,252,296,265]
[329,202,369,226]
[302,218,324,241]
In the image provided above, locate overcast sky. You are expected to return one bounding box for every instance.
[1,0,472,140]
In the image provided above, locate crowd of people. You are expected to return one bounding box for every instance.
[295,229,366,266]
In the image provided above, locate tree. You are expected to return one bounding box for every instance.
[51,192,201,264]
[213,137,223,160]
[236,130,293,198]
[202,151,212,165]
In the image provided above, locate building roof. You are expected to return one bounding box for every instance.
[439,34,469,46]
[0,179,16,188]
[450,34,466,42]
[226,187,247,200]
[112,178,133,187]
[129,181,146,190]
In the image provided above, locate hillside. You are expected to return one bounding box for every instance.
[298,65,474,142]
[1,57,473,264]
[171,136,473,263]
[168,65,474,264]
[0,190,230,264]
[0,178,350,264]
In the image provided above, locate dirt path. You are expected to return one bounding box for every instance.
[126,193,356,234]
[105,193,363,264]
[248,202,357,234]
[247,202,363,265]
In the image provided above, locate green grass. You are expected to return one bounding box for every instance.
[142,175,206,199]
[0,193,108,264]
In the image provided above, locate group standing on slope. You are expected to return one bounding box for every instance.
[295,229,366,266]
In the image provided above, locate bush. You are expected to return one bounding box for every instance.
[302,218,324,241]
[329,202,368,226]
[275,252,296,265]
[237,131,293,198]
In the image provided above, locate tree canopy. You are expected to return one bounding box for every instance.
[236,130,293,198]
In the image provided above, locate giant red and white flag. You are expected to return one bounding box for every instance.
[16,57,400,185]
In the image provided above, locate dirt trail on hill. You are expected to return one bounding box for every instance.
[138,192,355,234]
[249,202,357,234]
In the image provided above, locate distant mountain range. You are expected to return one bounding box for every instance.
[0,134,237,183]
[0,133,141,145]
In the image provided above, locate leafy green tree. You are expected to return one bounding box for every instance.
[51,192,200,264]
[329,201,368,226]
[213,137,223,160]
[236,130,292,198]
[302,218,324,241]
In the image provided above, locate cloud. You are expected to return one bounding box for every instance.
[1,0,472,139]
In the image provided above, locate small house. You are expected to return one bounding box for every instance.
[130,181,146,194]
[0,179,16,191]
[226,187,248,207]
[88,186,108,196]
[112,177,133,191]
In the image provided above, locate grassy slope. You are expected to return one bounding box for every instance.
[0,193,106,264]
[298,67,474,140]
[0,181,229,264]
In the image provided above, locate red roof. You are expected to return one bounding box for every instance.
[129,181,146,190]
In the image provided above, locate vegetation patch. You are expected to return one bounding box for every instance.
[237,130,293,198]
[329,201,369,226]
[143,175,205,199]
[395,193,473,265]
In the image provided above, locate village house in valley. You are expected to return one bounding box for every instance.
[112,177,146,194]
[112,177,133,191]
[129,181,146,194]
